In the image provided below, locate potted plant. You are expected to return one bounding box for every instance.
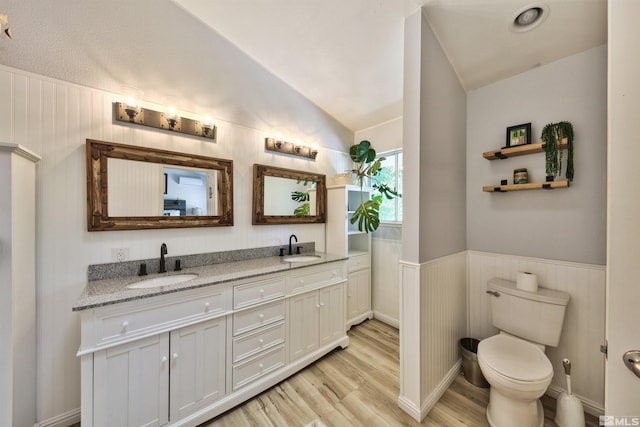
[541,121,574,181]
[349,140,401,232]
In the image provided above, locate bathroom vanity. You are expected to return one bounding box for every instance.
[74,254,348,427]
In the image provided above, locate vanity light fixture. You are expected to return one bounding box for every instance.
[265,136,318,160]
[114,101,216,141]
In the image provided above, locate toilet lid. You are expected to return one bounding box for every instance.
[479,334,553,382]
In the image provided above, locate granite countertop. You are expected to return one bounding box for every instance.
[73,252,346,311]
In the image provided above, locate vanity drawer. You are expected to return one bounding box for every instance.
[232,345,286,390]
[94,288,226,348]
[233,276,286,309]
[288,263,346,294]
[232,300,285,336]
[348,253,370,272]
[232,321,285,363]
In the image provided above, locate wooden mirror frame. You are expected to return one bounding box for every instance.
[86,139,233,231]
[252,164,326,225]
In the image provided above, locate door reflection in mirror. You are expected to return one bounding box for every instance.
[107,158,220,217]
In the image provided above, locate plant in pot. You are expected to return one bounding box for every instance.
[541,121,574,182]
[349,140,401,233]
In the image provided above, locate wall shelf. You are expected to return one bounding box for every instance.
[483,139,568,160]
[483,180,569,192]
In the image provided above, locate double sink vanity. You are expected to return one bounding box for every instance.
[77,139,368,426]
[74,251,349,427]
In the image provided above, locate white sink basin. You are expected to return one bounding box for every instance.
[283,255,321,263]
[127,273,198,289]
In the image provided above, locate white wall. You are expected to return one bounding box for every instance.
[0,64,351,425]
[398,10,468,421]
[355,118,403,327]
[466,45,607,265]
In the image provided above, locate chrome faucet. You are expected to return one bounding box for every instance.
[288,234,298,255]
[159,243,168,273]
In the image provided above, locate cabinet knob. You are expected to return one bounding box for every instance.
[259,339,264,345]
[259,289,265,295]
[204,302,210,311]
[320,302,325,307]
[300,279,305,284]
[161,356,167,363]
[316,304,320,309]
[121,320,129,331]
[259,363,264,370]
[259,313,265,320]
[172,353,179,360]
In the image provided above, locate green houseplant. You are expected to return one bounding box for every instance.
[541,121,574,181]
[349,140,401,233]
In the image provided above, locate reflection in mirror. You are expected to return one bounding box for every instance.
[87,139,233,231]
[263,176,316,217]
[253,164,326,225]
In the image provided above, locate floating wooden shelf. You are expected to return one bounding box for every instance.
[483,180,570,193]
[483,139,568,160]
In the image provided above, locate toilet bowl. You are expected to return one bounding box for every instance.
[478,333,553,427]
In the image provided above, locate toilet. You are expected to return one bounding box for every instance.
[477,278,570,427]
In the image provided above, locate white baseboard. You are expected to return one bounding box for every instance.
[397,394,422,422]
[546,384,604,417]
[36,408,80,427]
[420,360,462,419]
[372,311,399,328]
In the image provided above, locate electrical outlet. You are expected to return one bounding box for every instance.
[111,247,129,262]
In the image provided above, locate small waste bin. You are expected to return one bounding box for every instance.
[459,338,489,388]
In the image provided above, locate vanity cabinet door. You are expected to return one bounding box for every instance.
[289,291,319,360]
[319,284,344,347]
[169,317,226,420]
[93,334,169,427]
[346,269,370,325]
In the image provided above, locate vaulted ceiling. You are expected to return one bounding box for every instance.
[0,0,607,132]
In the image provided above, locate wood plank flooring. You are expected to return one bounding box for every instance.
[203,319,600,427]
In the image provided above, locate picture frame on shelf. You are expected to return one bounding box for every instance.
[505,123,531,148]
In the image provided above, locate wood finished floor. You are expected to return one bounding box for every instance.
[203,319,599,427]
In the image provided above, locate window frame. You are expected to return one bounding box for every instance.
[376,148,402,225]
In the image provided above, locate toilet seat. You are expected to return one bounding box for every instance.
[478,334,553,383]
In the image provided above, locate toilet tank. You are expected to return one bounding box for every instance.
[487,278,570,347]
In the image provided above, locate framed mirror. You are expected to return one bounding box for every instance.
[86,139,233,231]
[253,164,326,225]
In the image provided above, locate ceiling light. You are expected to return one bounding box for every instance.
[510,4,549,33]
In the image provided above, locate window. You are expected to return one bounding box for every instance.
[376,149,402,223]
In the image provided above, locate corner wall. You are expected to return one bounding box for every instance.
[399,10,467,421]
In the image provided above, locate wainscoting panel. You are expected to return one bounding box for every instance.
[371,231,401,327]
[468,251,605,413]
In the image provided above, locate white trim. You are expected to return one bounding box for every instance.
[0,142,41,162]
[546,384,604,417]
[372,311,399,328]
[397,394,422,422]
[467,250,605,271]
[353,116,403,134]
[420,361,463,419]
[35,408,81,427]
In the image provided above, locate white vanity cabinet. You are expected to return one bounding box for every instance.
[93,334,170,427]
[326,185,374,329]
[78,259,348,427]
[169,318,226,420]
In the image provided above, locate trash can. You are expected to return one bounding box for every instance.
[459,338,489,388]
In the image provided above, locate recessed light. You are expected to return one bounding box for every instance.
[510,4,549,33]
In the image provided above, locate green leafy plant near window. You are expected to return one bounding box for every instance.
[349,140,401,232]
[541,121,574,181]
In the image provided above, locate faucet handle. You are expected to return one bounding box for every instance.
[296,246,301,254]
[279,248,285,257]
[174,260,182,271]
[138,263,148,276]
